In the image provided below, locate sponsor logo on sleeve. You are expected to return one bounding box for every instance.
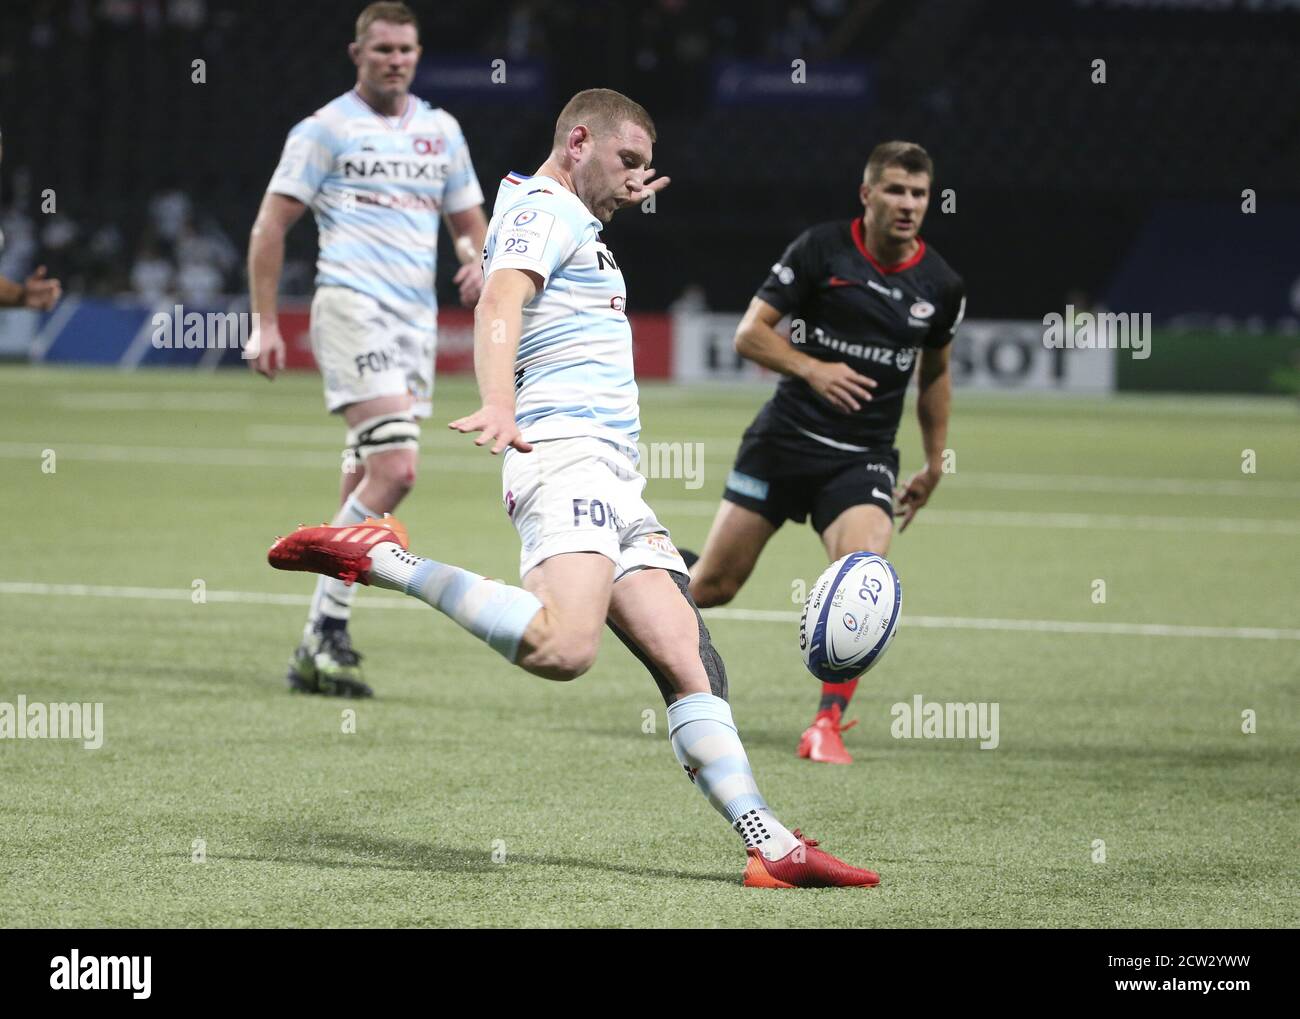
[496,208,555,259]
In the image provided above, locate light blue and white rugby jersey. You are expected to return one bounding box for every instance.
[267,90,483,331]
[483,172,640,456]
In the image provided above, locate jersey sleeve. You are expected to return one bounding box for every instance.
[439,111,485,215]
[754,228,819,315]
[267,116,340,205]
[924,276,966,350]
[485,199,584,288]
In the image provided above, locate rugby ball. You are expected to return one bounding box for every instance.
[799,552,901,683]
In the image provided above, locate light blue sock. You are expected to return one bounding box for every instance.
[667,693,800,860]
[368,544,541,662]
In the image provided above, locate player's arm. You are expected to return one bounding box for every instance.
[915,343,952,470]
[734,297,877,412]
[444,205,488,307]
[247,192,308,380]
[897,320,957,532]
[440,112,489,308]
[448,267,539,454]
[0,267,61,311]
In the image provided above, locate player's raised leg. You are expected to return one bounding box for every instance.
[605,565,878,887]
[796,502,894,764]
[512,553,613,680]
[271,518,620,683]
[685,500,778,609]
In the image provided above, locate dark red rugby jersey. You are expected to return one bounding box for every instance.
[753,218,966,450]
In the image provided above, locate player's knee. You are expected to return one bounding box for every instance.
[382,456,418,495]
[365,450,418,499]
[346,413,421,497]
[540,653,597,682]
[526,635,599,681]
[847,532,890,559]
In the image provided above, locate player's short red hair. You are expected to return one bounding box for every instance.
[553,89,657,151]
[355,2,418,43]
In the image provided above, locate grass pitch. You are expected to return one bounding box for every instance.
[2,366,1297,927]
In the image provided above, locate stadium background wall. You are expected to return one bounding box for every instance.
[2,2,1297,335]
[3,296,1293,396]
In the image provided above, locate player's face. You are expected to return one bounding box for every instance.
[351,21,421,101]
[862,167,930,243]
[574,122,653,225]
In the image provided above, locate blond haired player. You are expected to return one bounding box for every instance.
[268,90,883,888]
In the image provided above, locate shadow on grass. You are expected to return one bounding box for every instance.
[206,826,737,885]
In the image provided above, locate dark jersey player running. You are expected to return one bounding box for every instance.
[685,141,965,765]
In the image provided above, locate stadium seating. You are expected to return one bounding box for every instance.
[1,0,1296,317]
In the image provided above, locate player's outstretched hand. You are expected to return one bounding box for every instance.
[804,360,877,413]
[624,169,670,209]
[449,404,533,455]
[246,320,286,380]
[454,262,484,308]
[640,169,670,195]
[897,466,940,532]
[22,266,62,312]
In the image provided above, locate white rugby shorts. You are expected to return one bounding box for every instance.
[310,285,435,418]
[502,436,688,581]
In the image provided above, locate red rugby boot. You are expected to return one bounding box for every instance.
[743,830,880,888]
[267,515,409,586]
[797,704,858,764]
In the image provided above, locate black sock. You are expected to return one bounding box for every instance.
[318,616,348,634]
[817,678,859,715]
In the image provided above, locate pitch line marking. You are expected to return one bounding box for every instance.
[2,581,1297,641]
[705,608,1300,641]
[253,425,1300,499]
[0,441,500,474]
[654,502,1300,535]
[54,392,257,412]
[2,445,1297,534]
[7,439,1299,500]
[942,471,1300,499]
